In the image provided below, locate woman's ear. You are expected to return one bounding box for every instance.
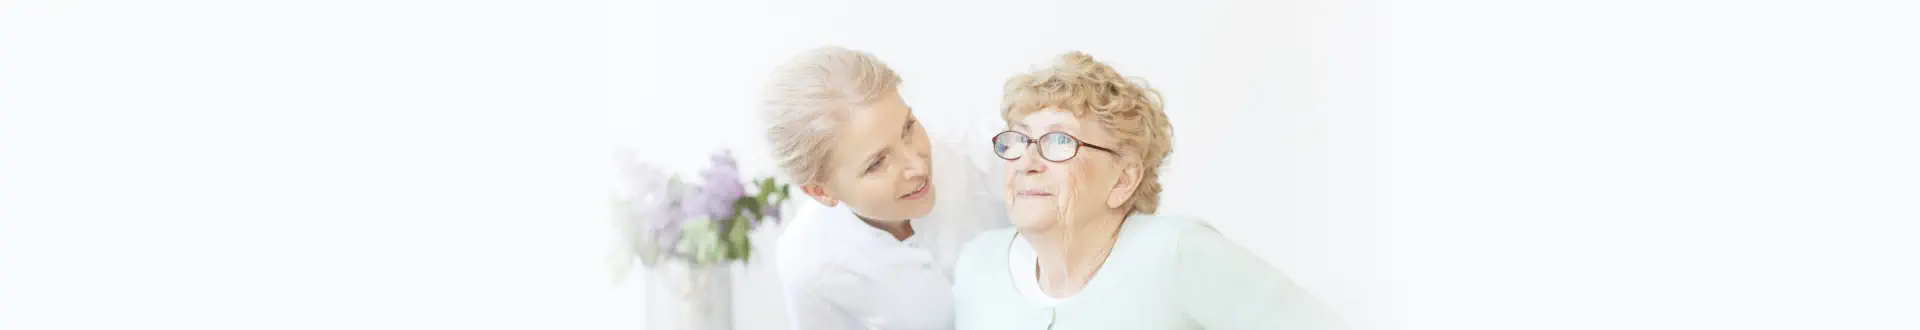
[802,183,837,207]
[1106,165,1144,208]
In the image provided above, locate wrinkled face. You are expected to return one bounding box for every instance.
[1000,108,1127,232]
[817,91,935,221]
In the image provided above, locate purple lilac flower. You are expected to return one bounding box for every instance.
[619,149,776,263]
[619,155,681,255]
[695,151,745,220]
[678,183,709,220]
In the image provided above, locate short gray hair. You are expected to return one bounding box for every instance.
[758,46,903,185]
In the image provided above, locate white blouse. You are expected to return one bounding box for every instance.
[775,139,1008,330]
[1007,234,1068,306]
[953,214,1345,330]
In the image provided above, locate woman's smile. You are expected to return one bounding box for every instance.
[900,181,930,200]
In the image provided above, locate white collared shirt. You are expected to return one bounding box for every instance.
[776,139,1008,330]
[1007,234,1068,307]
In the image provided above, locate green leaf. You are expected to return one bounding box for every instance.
[737,239,752,261]
[735,197,762,220]
[677,217,728,265]
[726,214,751,259]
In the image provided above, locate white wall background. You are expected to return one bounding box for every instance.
[2,1,624,329]
[9,1,1918,329]
[609,0,1398,329]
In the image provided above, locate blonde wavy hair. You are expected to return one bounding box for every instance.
[758,46,903,185]
[1002,51,1173,214]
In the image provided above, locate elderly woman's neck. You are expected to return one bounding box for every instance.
[1022,209,1129,298]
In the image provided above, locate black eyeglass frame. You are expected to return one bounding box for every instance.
[991,131,1119,162]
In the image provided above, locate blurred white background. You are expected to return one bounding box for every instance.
[610,0,1396,329]
[8,0,1917,329]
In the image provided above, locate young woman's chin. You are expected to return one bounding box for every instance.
[897,199,935,220]
[851,192,937,221]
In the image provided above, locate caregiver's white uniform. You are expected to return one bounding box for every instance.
[952,214,1345,330]
[775,136,1008,330]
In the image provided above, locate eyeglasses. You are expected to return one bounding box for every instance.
[992,131,1118,162]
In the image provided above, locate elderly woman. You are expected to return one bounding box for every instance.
[951,52,1343,330]
[759,46,1006,330]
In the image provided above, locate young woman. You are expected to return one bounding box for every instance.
[758,46,1006,330]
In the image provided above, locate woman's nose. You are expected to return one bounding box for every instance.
[900,148,929,178]
[1016,146,1046,174]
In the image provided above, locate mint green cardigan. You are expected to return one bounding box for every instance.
[951,214,1345,330]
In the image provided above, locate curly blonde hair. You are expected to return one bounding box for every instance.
[758,46,903,185]
[1001,51,1173,214]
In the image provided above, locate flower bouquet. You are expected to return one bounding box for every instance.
[613,150,792,330]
